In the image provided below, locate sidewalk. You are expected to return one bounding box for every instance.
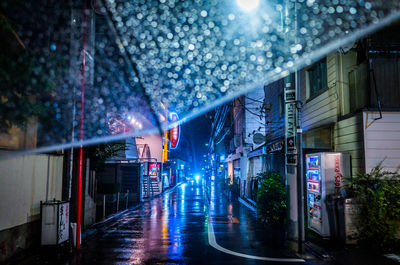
[236,193,400,265]
[3,183,184,265]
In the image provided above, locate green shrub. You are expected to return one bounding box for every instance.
[256,171,287,229]
[347,162,400,252]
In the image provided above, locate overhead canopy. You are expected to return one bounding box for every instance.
[0,0,399,157]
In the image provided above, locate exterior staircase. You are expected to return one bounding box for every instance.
[142,176,161,198]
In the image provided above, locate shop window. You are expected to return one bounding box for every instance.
[308,58,328,99]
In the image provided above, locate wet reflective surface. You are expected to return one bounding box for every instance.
[70,181,305,264]
[10,181,400,264]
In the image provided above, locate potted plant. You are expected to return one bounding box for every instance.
[346,162,400,252]
[256,171,287,245]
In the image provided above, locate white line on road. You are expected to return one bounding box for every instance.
[207,217,305,263]
[384,254,400,263]
[204,187,305,263]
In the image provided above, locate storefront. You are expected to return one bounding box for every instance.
[265,139,285,177]
[247,146,267,200]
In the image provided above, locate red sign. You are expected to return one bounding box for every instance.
[334,155,343,190]
[169,112,180,149]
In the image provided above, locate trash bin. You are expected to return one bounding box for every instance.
[326,194,339,240]
[326,195,346,243]
[336,197,346,243]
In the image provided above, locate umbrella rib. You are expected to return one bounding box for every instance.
[100,0,164,136]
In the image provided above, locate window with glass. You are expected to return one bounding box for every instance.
[308,59,328,98]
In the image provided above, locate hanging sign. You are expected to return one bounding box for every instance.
[169,112,180,149]
[267,140,284,153]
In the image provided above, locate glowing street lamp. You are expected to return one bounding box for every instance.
[236,0,259,12]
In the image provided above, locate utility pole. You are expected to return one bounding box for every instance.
[294,0,305,253]
[296,71,305,253]
[284,0,305,253]
[284,74,298,240]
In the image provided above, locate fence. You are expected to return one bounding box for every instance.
[96,191,139,221]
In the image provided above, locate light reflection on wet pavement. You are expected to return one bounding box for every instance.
[60,181,306,265]
[12,181,313,265]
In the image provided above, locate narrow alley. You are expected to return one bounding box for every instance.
[11,181,309,265]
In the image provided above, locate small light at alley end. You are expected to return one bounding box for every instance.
[236,0,259,12]
[211,175,215,181]
[195,175,200,183]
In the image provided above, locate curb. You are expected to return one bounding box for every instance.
[304,241,332,260]
[238,197,257,214]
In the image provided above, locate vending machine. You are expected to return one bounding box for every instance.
[306,152,350,238]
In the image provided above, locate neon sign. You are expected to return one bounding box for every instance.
[169,112,180,149]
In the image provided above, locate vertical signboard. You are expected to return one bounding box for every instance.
[162,131,169,163]
[169,112,180,149]
[285,81,297,165]
[58,202,69,244]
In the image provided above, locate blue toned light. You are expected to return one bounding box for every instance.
[236,0,259,12]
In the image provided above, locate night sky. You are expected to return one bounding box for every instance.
[181,113,212,173]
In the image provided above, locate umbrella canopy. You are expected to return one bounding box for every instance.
[0,0,399,155]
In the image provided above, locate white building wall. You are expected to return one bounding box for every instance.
[136,134,163,162]
[0,154,63,231]
[363,111,400,173]
[301,53,339,131]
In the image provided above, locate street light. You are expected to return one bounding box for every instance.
[236,0,259,12]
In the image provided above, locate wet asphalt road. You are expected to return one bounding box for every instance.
[9,181,400,265]
[68,180,307,265]
[11,180,315,265]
